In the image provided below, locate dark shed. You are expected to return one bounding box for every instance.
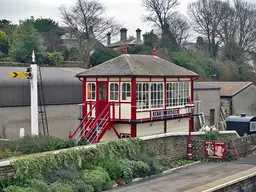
[226,114,256,136]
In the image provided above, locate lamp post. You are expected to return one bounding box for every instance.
[185,99,195,159]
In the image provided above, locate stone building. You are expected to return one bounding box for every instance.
[201,82,256,116]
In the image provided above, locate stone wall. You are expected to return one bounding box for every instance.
[0,131,239,181]
[141,131,239,160]
[0,165,15,180]
[216,176,256,192]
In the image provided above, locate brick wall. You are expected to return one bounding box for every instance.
[216,176,256,192]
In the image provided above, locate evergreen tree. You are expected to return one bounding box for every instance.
[9,22,46,63]
[0,30,9,56]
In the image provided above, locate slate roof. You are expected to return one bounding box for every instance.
[200,82,253,97]
[194,82,220,90]
[76,54,199,77]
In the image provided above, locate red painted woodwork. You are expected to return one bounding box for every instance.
[96,82,108,116]
[190,79,194,132]
[131,77,137,137]
[68,102,96,139]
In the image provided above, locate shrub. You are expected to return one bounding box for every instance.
[0,135,87,159]
[4,185,37,192]
[133,161,151,178]
[46,52,64,66]
[83,166,112,192]
[201,131,220,141]
[130,153,161,176]
[46,166,83,184]
[26,179,50,192]
[49,181,74,192]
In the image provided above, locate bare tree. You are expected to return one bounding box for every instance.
[59,0,120,67]
[234,0,256,53]
[142,0,181,50]
[188,0,227,58]
[142,0,179,30]
[216,0,256,63]
[168,14,190,47]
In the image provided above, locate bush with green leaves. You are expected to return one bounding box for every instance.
[0,135,88,160]
[201,130,220,141]
[25,180,50,192]
[83,166,112,192]
[46,52,64,66]
[49,181,74,192]
[4,185,37,192]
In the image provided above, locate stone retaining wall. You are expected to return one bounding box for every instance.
[0,131,239,180]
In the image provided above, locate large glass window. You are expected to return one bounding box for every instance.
[166,82,189,107]
[87,83,96,100]
[110,83,119,101]
[121,83,131,101]
[150,83,164,108]
[136,83,149,109]
[179,82,189,106]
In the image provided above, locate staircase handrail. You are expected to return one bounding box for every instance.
[69,102,96,139]
[83,103,110,139]
[88,111,110,142]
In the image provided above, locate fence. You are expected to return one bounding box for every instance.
[192,134,256,161]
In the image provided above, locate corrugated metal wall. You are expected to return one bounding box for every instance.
[0,67,84,107]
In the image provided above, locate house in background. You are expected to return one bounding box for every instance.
[200,82,256,116]
[194,82,221,130]
[107,28,144,50]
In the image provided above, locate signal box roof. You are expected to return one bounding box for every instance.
[76,54,199,77]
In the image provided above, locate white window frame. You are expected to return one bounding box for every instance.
[86,82,96,101]
[121,82,131,102]
[136,82,150,110]
[166,81,190,108]
[150,82,164,109]
[109,82,119,101]
[136,82,164,110]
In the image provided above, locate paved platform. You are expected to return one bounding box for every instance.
[106,155,256,192]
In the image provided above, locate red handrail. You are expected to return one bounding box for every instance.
[69,102,96,139]
[83,103,110,139]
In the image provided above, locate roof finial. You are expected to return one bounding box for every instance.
[123,41,127,54]
[153,43,157,56]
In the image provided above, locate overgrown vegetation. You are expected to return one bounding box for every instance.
[1,138,196,192]
[0,135,88,160]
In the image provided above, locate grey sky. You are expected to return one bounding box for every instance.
[1,0,256,42]
[0,0,197,39]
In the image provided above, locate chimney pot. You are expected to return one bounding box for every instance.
[136,28,142,42]
[197,36,203,45]
[120,28,127,41]
[107,32,111,46]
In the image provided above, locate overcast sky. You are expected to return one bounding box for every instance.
[1,0,256,42]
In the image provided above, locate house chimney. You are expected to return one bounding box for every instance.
[120,28,127,41]
[107,32,111,46]
[197,36,203,45]
[136,28,141,42]
[88,26,95,38]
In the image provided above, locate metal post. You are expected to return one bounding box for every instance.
[188,116,193,159]
[30,64,39,135]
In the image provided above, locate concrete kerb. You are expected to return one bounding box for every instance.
[111,161,201,189]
